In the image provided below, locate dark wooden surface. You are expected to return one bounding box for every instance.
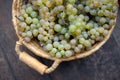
[0,0,120,80]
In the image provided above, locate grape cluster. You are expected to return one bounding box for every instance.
[18,0,118,58]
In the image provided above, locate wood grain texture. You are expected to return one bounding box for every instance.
[0,0,120,80]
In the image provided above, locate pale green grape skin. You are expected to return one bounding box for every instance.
[25,17,32,24]
[60,50,65,56]
[38,34,43,41]
[78,4,83,10]
[51,48,57,54]
[84,6,90,12]
[65,33,70,39]
[26,6,33,14]
[69,25,76,33]
[31,11,37,18]
[53,42,60,48]
[32,18,39,24]
[33,29,39,37]
[54,24,62,32]
[56,52,62,58]
[65,50,73,57]
[58,45,64,50]
[100,17,107,24]
[21,32,27,37]
[26,31,33,38]
[46,44,53,51]
[24,37,31,42]
[61,28,67,34]
[65,44,71,50]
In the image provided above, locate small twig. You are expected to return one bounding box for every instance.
[15,16,24,22]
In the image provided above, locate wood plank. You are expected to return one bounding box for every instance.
[0,0,120,80]
[0,50,15,80]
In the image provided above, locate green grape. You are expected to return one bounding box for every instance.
[65,33,70,39]
[55,0,63,5]
[68,0,75,4]
[54,24,62,32]
[51,48,57,54]
[24,37,31,42]
[46,44,53,51]
[79,38,85,44]
[70,39,77,45]
[53,41,60,48]
[74,47,81,53]
[61,28,67,34]
[65,50,73,57]
[30,24,36,30]
[33,29,39,37]
[25,17,32,24]
[65,44,71,50]
[38,34,43,41]
[21,32,27,37]
[68,15,75,22]
[56,52,62,58]
[60,50,65,56]
[58,45,64,50]
[78,4,84,10]
[84,6,90,12]
[32,18,39,24]
[72,8,78,15]
[100,17,106,24]
[90,9,97,15]
[30,11,37,18]
[26,31,32,37]
[69,25,76,33]
[26,6,33,14]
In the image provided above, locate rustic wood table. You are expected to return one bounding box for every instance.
[0,0,120,80]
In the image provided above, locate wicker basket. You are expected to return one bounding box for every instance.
[12,0,117,75]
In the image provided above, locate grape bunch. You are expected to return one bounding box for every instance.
[18,0,118,58]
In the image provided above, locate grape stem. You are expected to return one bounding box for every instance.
[15,16,24,22]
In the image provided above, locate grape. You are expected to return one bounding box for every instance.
[58,45,64,50]
[25,17,32,24]
[18,0,118,58]
[74,47,81,53]
[24,37,31,42]
[31,11,37,18]
[68,15,75,22]
[56,52,62,58]
[26,6,33,14]
[61,28,67,34]
[84,6,90,12]
[65,50,73,57]
[54,24,62,32]
[70,39,77,45]
[51,48,57,54]
[33,29,39,37]
[53,42,60,48]
[46,44,53,51]
[32,18,39,24]
[69,25,76,33]
[38,34,43,41]
[65,44,71,50]
[65,33,70,39]
[26,31,32,37]
[78,4,84,10]
[100,17,106,24]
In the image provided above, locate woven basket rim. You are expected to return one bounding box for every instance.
[12,0,117,62]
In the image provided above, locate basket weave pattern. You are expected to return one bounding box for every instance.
[12,0,116,74]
